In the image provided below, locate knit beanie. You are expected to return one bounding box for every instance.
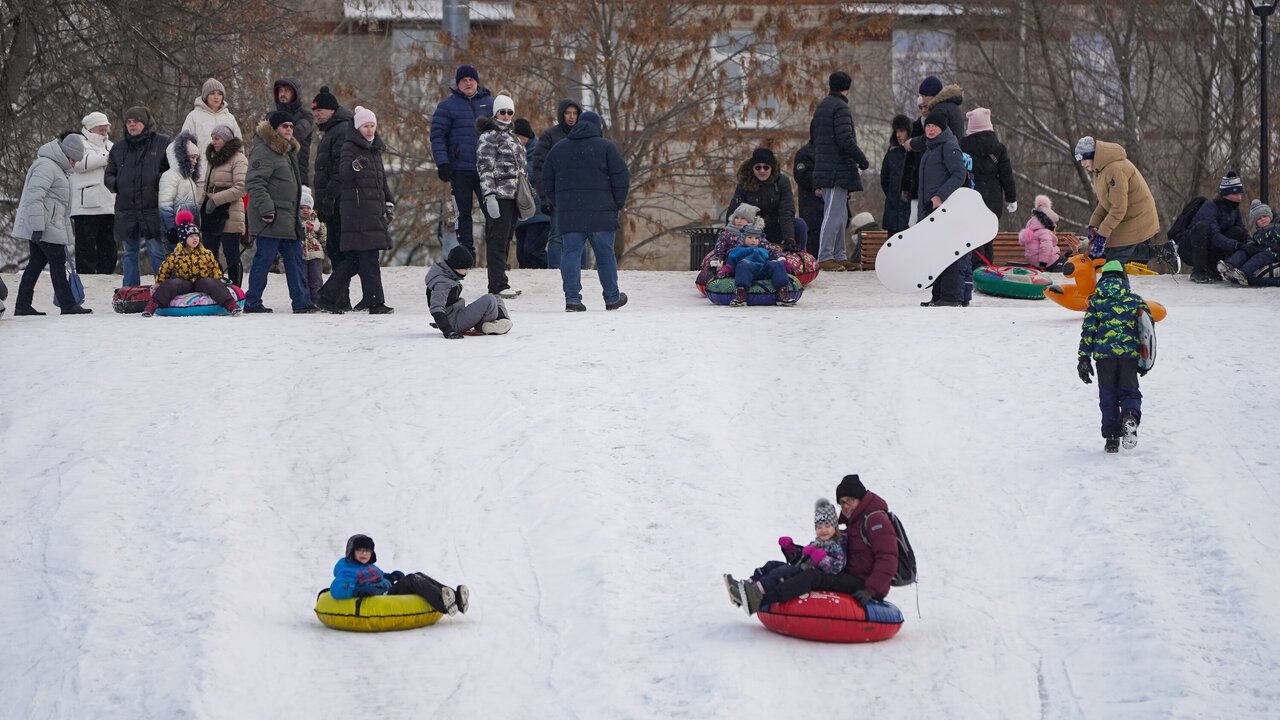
[345,534,377,563]
[353,106,377,129]
[492,95,515,118]
[201,78,226,102]
[513,117,535,140]
[919,75,944,97]
[455,64,480,85]
[175,209,200,244]
[836,474,867,501]
[828,71,852,93]
[447,245,475,270]
[81,111,110,131]
[1219,170,1244,196]
[966,107,993,136]
[1249,198,1273,227]
[124,106,152,125]
[1074,136,1096,161]
[312,85,339,111]
[749,147,777,169]
[924,109,949,131]
[742,223,764,238]
[814,498,839,528]
[1100,260,1126,275]
[579,111,603,130]
[59,133,86,163]
[1032,195,1059,229]
[267,110,292,129]
[300,186,314,208]
[210,124,236,142]
[729,203,761,225]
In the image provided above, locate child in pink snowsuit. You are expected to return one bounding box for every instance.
[1019,195,1062,269]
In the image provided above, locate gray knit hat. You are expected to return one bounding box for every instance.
[1074,136,1096,161]
[201,78,226,102]
[815,498,839,528]
[60,133,86,163]
[729,203,760,225]
[1249,198,1273,227]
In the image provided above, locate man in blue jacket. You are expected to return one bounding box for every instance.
[431,65,495,252]
[542,111,630,312]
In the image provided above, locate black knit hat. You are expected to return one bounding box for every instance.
[836,474,867,501]
[891,114,912,133]
[749,147,777,169]
[345,534,377,563]
[924,109,949,131]
[312,86,339,111]
[268,110,292,129]
[829,71,852,93]
[513,117,536,140]
[447,245,475,270]
[124,106,152,125]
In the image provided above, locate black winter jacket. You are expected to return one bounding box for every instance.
[337,124,395,252]
[809,92,868,191]
[531,99,582,195]
[918,128,967,207]
[105,123,171,239]
[959,130,1016,220]
[541,119,629,233]
[908,85,965,153]
[901,117,924,200]
[726,160,797,248]
[313,106,355,220]
[880,138,911,236]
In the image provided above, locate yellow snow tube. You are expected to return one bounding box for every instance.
[314,589,444,632]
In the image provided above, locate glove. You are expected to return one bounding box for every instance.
[777,536,795,549]
[484,194,500,219]
[385,570,405,583]
[853,588,875,607]
[437,164,452,182]
[262,213,276,224]
[1077,356,1094,385]
[1138,367,1149,377]
[801,546,827,564]
[857,159,869,171]
[432,311,457,338]
[384,202,395,225]
[1006,201,1018,214]
[31,230,42,243]
[1088,231,1107,259]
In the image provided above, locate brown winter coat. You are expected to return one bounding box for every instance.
[203,138,247,234]
[1088,141,1160,249]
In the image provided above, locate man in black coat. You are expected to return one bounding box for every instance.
[809,71,869,271]
[311,86,356,308]
[530,98,583,269]
[726,147,799,250]
[792,141,825,256]
[880,114,913,236]
[104,105,170,286]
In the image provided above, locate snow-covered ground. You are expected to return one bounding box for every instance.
[2,266,1278,719]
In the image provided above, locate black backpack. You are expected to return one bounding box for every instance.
[860,510,917,586]
[1168,196,1207,243]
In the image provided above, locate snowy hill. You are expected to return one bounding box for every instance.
[2,267,1278,719]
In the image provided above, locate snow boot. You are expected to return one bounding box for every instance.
[818,259,845,272]
[776,286,797,306]
[455,585,470,614]
[1189,267,1216,284]
[723,574,742,607]
[565,302,587,312]
[438,585,458,616]
[481,317,513,335]
[1218,260,1249,287]
[729,287,748,307]
[606,292,628,311]
[1105,435,1120,453]
[738,579,765,616]
[368,304,395,315]
[1121,411,1140,450]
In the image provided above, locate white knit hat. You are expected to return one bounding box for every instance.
[493,94,515,118]
[353,106,377,129]
[81,111,110,131]
[300,185,314,208]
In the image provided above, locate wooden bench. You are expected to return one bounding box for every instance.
[856,231,1080,270]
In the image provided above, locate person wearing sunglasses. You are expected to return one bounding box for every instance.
[475,94,525,299]
[724,147,802,252]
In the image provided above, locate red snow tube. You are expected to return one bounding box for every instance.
[757,591,903,643]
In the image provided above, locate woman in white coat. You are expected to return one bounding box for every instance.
[181,78,242,152]
[69,111,117,273]
[158,130,205,245]
[13,134,93,315]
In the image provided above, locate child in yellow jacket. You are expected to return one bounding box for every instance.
[143,209,240,316]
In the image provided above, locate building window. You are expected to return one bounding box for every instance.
[891,30,956,116]
[713,31,781,128]
[1070,32,1124,128]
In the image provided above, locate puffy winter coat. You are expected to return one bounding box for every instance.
[181,96,242,153]
[960,129,1016,219]
[726,160,796,248]
[707,227,784,276]
[802,536,847,575]
[840,491,899,598]
[1189,197,1245,253]
[1079,274,1149,360]
[336,124,394,252]
[1250,224,1280,253]
[159,131,204,231]
[203,138,248,234]
[105,122,171,239]
[12,140,75,246]
[155,243,223,283]
[476,116,526,200]
[809,92,868,191]
[880,137,911,235]
[917,128,967,206]
[1087,141,1160,249]
[425,260,467,317]
[69,129,114,217]
[313,106,354,220]
[266,78,315,185]
[1019,214,1059,267]
[246,121,303,241]
[330,558,390,600]
[430,85,495,173]
[302,212,326,260]
[531,99,582,194]
[541,118,630,233]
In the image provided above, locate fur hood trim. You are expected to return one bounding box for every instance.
[205,137,244,168]
[928,84,964,108]
[168,130,202,179]
[255,120,301,155]
[475,115,510,135]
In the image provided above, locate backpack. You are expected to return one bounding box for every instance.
[860,510,917,586]
[1168,196,1207,264]
[961,152,976,189]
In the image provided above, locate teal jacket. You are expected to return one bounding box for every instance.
[1079,274,1149,359]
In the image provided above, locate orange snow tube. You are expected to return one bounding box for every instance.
[1044,254,1167,321]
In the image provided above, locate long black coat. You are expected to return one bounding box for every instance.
[313,106,354,220]
[880,139,911,236]
[337,124,395,252]
[105,124,171,240]
[960,130,1016,221]
[726,160,797,248]
[901,117,924,201]
[809,92,868,191]
[792,142,824,255]
[542,119,629,233]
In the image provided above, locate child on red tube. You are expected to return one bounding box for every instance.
[723,499,846,614]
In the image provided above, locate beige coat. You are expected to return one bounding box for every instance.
[203,138,248,234]
[1088,141,1160,248]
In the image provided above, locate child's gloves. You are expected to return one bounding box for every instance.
[432,311,462,339]
[777,536,795,550]
[1006,201,1017,214]
[484,194,500,218]
[385,570,405,583]
[801,546,827,564]
[853,588,875,607]
[1077,356,1093,385]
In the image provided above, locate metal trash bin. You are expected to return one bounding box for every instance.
[684,226,721,271]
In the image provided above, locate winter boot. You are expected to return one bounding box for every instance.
[61,305,93,315]
[605,292,628,311]
[738,579,765,616]
[438,585,458,616]
[141,300,160,318]
[1121,411,1140,450]
[729,287,748,307]
[776,286,797,306]
[368,304,395,315]
[1105,435,1120,453]
[455,585,470,614]
[1218,260,1249,286]
[723,574,742,607]
[481,317,513,335]
[818,259,845,272]
[565,302,587,312]
[1189,267,1216,283]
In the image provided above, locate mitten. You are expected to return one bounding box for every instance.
[801,546,827,564]
[1077,356,1093,385]
[1087,228,1107,259]
[541,202,553,216]
[1006,201,1018,214]
[484,195,500,219]
[385,570,405,583]
[777,536,795,550]
[437,164,452,182]
[716,263,733,278]
[853,588,874,607]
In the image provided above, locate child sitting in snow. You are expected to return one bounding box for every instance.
[1077,260,1150,453]
[426,245,512,338]
[299,187,326,304]
[142,210,240,317]
[1218,199,1280,287]
[1018,195,1064,270]
[723,499,847,614]
[708,204,794,307]
[330,534,469,616]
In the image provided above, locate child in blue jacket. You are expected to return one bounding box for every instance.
[330,534,469,616]
[713,218,794,307]
[723,499,847,615]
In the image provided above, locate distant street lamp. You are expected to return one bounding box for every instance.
[1250,0,1280,204]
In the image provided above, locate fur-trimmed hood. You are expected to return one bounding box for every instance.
[167,130,202,180]
[928,84,964,110]
[735,159,781,192]
[205,137,244,168]
[475,115,512,135]
[255,120,301,156]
